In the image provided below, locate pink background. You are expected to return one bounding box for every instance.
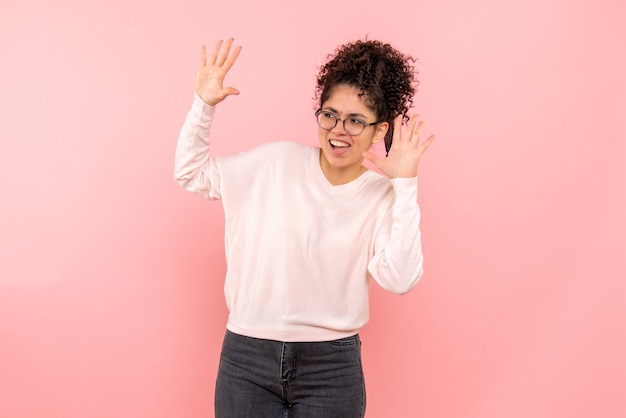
[1,0,624,417]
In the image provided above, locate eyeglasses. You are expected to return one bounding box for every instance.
[315,110,380,136]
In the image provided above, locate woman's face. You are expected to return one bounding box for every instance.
[317,85,388,185]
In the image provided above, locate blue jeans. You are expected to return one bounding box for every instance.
[215,330,366,418]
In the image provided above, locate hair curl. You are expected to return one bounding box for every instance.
[315,39,418,153]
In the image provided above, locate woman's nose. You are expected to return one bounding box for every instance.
[331,119,347,135]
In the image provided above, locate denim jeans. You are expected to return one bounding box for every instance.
[215,330,366,418]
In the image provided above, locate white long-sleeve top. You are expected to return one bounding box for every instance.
[174,94,424,342]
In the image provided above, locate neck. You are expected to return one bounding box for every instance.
[319,153,368,186]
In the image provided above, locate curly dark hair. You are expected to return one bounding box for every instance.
[315,39,418,154]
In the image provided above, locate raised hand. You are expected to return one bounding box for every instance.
[363,114,435,179]
[195,38,242,106]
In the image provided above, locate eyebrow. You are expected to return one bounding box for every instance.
[322,106,369,119]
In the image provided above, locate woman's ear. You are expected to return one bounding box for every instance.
[371,122,389,144]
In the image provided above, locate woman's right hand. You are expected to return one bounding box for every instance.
[195,38,242,106]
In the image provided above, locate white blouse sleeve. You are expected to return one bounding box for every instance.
[173,94,222,200]
[368,177,424,294]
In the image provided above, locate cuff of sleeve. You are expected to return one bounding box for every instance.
[190,93,216,124]
[390,176,419,206]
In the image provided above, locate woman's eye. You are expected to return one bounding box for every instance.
[350,119,366,126]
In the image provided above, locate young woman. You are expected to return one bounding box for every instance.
[174,37,435,418]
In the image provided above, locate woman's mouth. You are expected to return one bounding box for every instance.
[329,139,350,149]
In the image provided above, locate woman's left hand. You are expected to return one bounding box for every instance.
[362,114,435,178]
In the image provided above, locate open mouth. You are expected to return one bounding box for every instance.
[329,139,350,149]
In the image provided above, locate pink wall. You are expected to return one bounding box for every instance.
[1,0,624,417]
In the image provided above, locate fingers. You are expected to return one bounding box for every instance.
[221,87,240,98]
[205,38,242,71]
[410,120,424,146]
[417,134,436,155]
[208,39,222,65]
[216,38,236,67]
[391,114,418,147]
[199,44,207,66]
[362,150,381,167]
[223,43,242,73]
[400,114,432,148]
[392,115,404,141]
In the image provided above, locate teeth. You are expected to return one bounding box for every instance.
[330,140,350,148]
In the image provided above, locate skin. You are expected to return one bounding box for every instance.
[195,39,435,185]
[317,85,389,185]
[195,39,242,106]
